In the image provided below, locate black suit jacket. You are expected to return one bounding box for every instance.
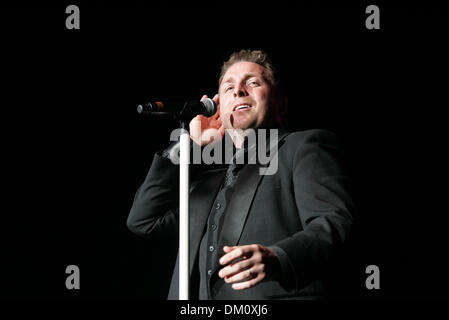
[127,129,354,299]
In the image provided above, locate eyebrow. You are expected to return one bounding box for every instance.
[221,72,262,85]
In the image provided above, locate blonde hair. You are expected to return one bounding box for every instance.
[218,49,279,89]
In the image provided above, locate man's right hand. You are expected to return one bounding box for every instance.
[189,94,225,146]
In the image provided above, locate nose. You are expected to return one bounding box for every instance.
[233,83,247,97]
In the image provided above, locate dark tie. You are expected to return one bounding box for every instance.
[223,148,246,188]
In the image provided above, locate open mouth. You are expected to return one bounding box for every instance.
[233,104,252,112]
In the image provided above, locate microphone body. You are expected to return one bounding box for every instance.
[137,98,217,120]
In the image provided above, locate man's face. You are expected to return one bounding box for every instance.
[218,61,278,130]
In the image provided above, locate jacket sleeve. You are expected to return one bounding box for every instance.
[127,138,222,238]
[127,153,180,237]
[271,130,355,292]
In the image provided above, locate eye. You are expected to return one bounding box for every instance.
[248,80,259,87]
[225,86,234,92]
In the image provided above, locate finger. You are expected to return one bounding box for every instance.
[212,94,219,116]
[219,245,252,265]
[202,128,222,143]
[231,274,264,290]
[219,258,252,279]
[218,124,225,137]
[224,268,255,284]
[189,115,201,131]
[220,246,241,263]
[223,245,235,253]
[200,94,208,101]
[212,93,220,110]
[212,104,221,119]
[224,270,253,283]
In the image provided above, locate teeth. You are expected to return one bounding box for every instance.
[235,105,250,110]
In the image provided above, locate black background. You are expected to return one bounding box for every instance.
[1,2,448,300]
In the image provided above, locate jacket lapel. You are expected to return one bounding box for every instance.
[217,163,262,250]
[213,130,290,273]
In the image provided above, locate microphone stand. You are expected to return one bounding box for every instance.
[178,119,190,300]
[177,101,209,300]
[137,100,215,300]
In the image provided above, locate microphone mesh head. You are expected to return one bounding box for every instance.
[202,98,217,117]
[137,104,143,114]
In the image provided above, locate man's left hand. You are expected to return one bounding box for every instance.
[218,244,280,290]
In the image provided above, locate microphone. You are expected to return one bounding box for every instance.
[137,98,217,119]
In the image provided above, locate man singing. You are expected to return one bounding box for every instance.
[127,49,354,299]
